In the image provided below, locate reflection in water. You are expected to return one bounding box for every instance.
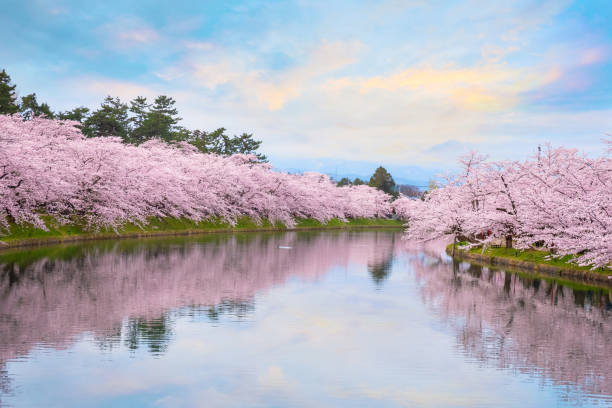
[367,233,396,286]
[410,244,612,403]
[0,231,398,366]
[368,257,393,286]
[124,315,174,356]
[0,231,611,407]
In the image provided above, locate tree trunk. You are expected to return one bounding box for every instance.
[452,235,456,257]
[505,235,513,249]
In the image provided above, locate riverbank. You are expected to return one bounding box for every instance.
[0,216,404,250]
[447,244,612,285]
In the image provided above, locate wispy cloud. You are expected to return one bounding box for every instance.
[100,17,161,51]
[159,40,365,110]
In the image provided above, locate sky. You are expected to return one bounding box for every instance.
[2,0,612,184]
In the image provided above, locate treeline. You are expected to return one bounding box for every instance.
[337,166,395,195]
[0,115,393,233]
[0,69,266,161]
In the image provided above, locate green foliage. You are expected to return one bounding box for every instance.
[83,96,130,139]
[20,93,54,120]
[369,166,397,197]
[187,127,267,161]
[336,177,351,187]
[336,177,368,187]
[57,106,90,123]
[0,69,19,114]
[128,96,150,132]
[130,95,183,143]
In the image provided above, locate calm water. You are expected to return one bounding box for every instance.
[1,230,611,407]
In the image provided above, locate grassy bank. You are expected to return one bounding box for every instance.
[0,216,404,249]
[447,244,612,284]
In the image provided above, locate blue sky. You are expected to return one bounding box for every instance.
[2,0,612,183]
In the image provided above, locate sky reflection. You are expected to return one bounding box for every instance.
[0,231,610,407]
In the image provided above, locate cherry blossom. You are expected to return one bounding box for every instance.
[0,115,392,232]
[400,140,612,269]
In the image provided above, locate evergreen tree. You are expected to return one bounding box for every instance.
[0,69,19,115]
[188,128,267,162]
[369,166,397,196]
[353,178,365,185]
[83,96,129,139]
[20,93,54,120]
[57,106,90,123]
[133,95,181,143]
[128,96,151,144]
[226,132,266,161]
[336,177,351,187]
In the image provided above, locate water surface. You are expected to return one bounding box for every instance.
[1,231,611,407]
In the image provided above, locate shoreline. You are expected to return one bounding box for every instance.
[447,246,612,285]
[0,218,404,251]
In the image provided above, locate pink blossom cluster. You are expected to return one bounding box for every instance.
[0,115,391,231]
[395,141,612,268]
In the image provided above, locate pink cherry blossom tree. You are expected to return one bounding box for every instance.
[401,139,612,269]
[0,115,393,233]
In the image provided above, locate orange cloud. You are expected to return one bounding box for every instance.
[324,64,563,111]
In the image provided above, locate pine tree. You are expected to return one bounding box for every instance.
[128,96,151,144]
[132,95,181,143]
[336,177,351,187]
[83,96,129,139]
[369,166,397,196]
[188,128,267,161]
[0,69,20,115]
[57,107,90,123]
[20,93,54,120]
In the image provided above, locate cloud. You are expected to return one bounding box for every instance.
[578,47,609,66]
[159,40,366,110]
[481,44,520,64]
[325,63,563,112]
[100,17,161,51]
[116,28,159,45]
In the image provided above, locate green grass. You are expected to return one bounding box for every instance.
[448,243,610,275]
[0,216,404,246]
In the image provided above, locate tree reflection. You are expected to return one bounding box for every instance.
[124,315,173,356]
[204,300,255,322]
[411,249,612,399]
[0,230,399,375]
[367,233,396,286]
[368,257,393,286]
